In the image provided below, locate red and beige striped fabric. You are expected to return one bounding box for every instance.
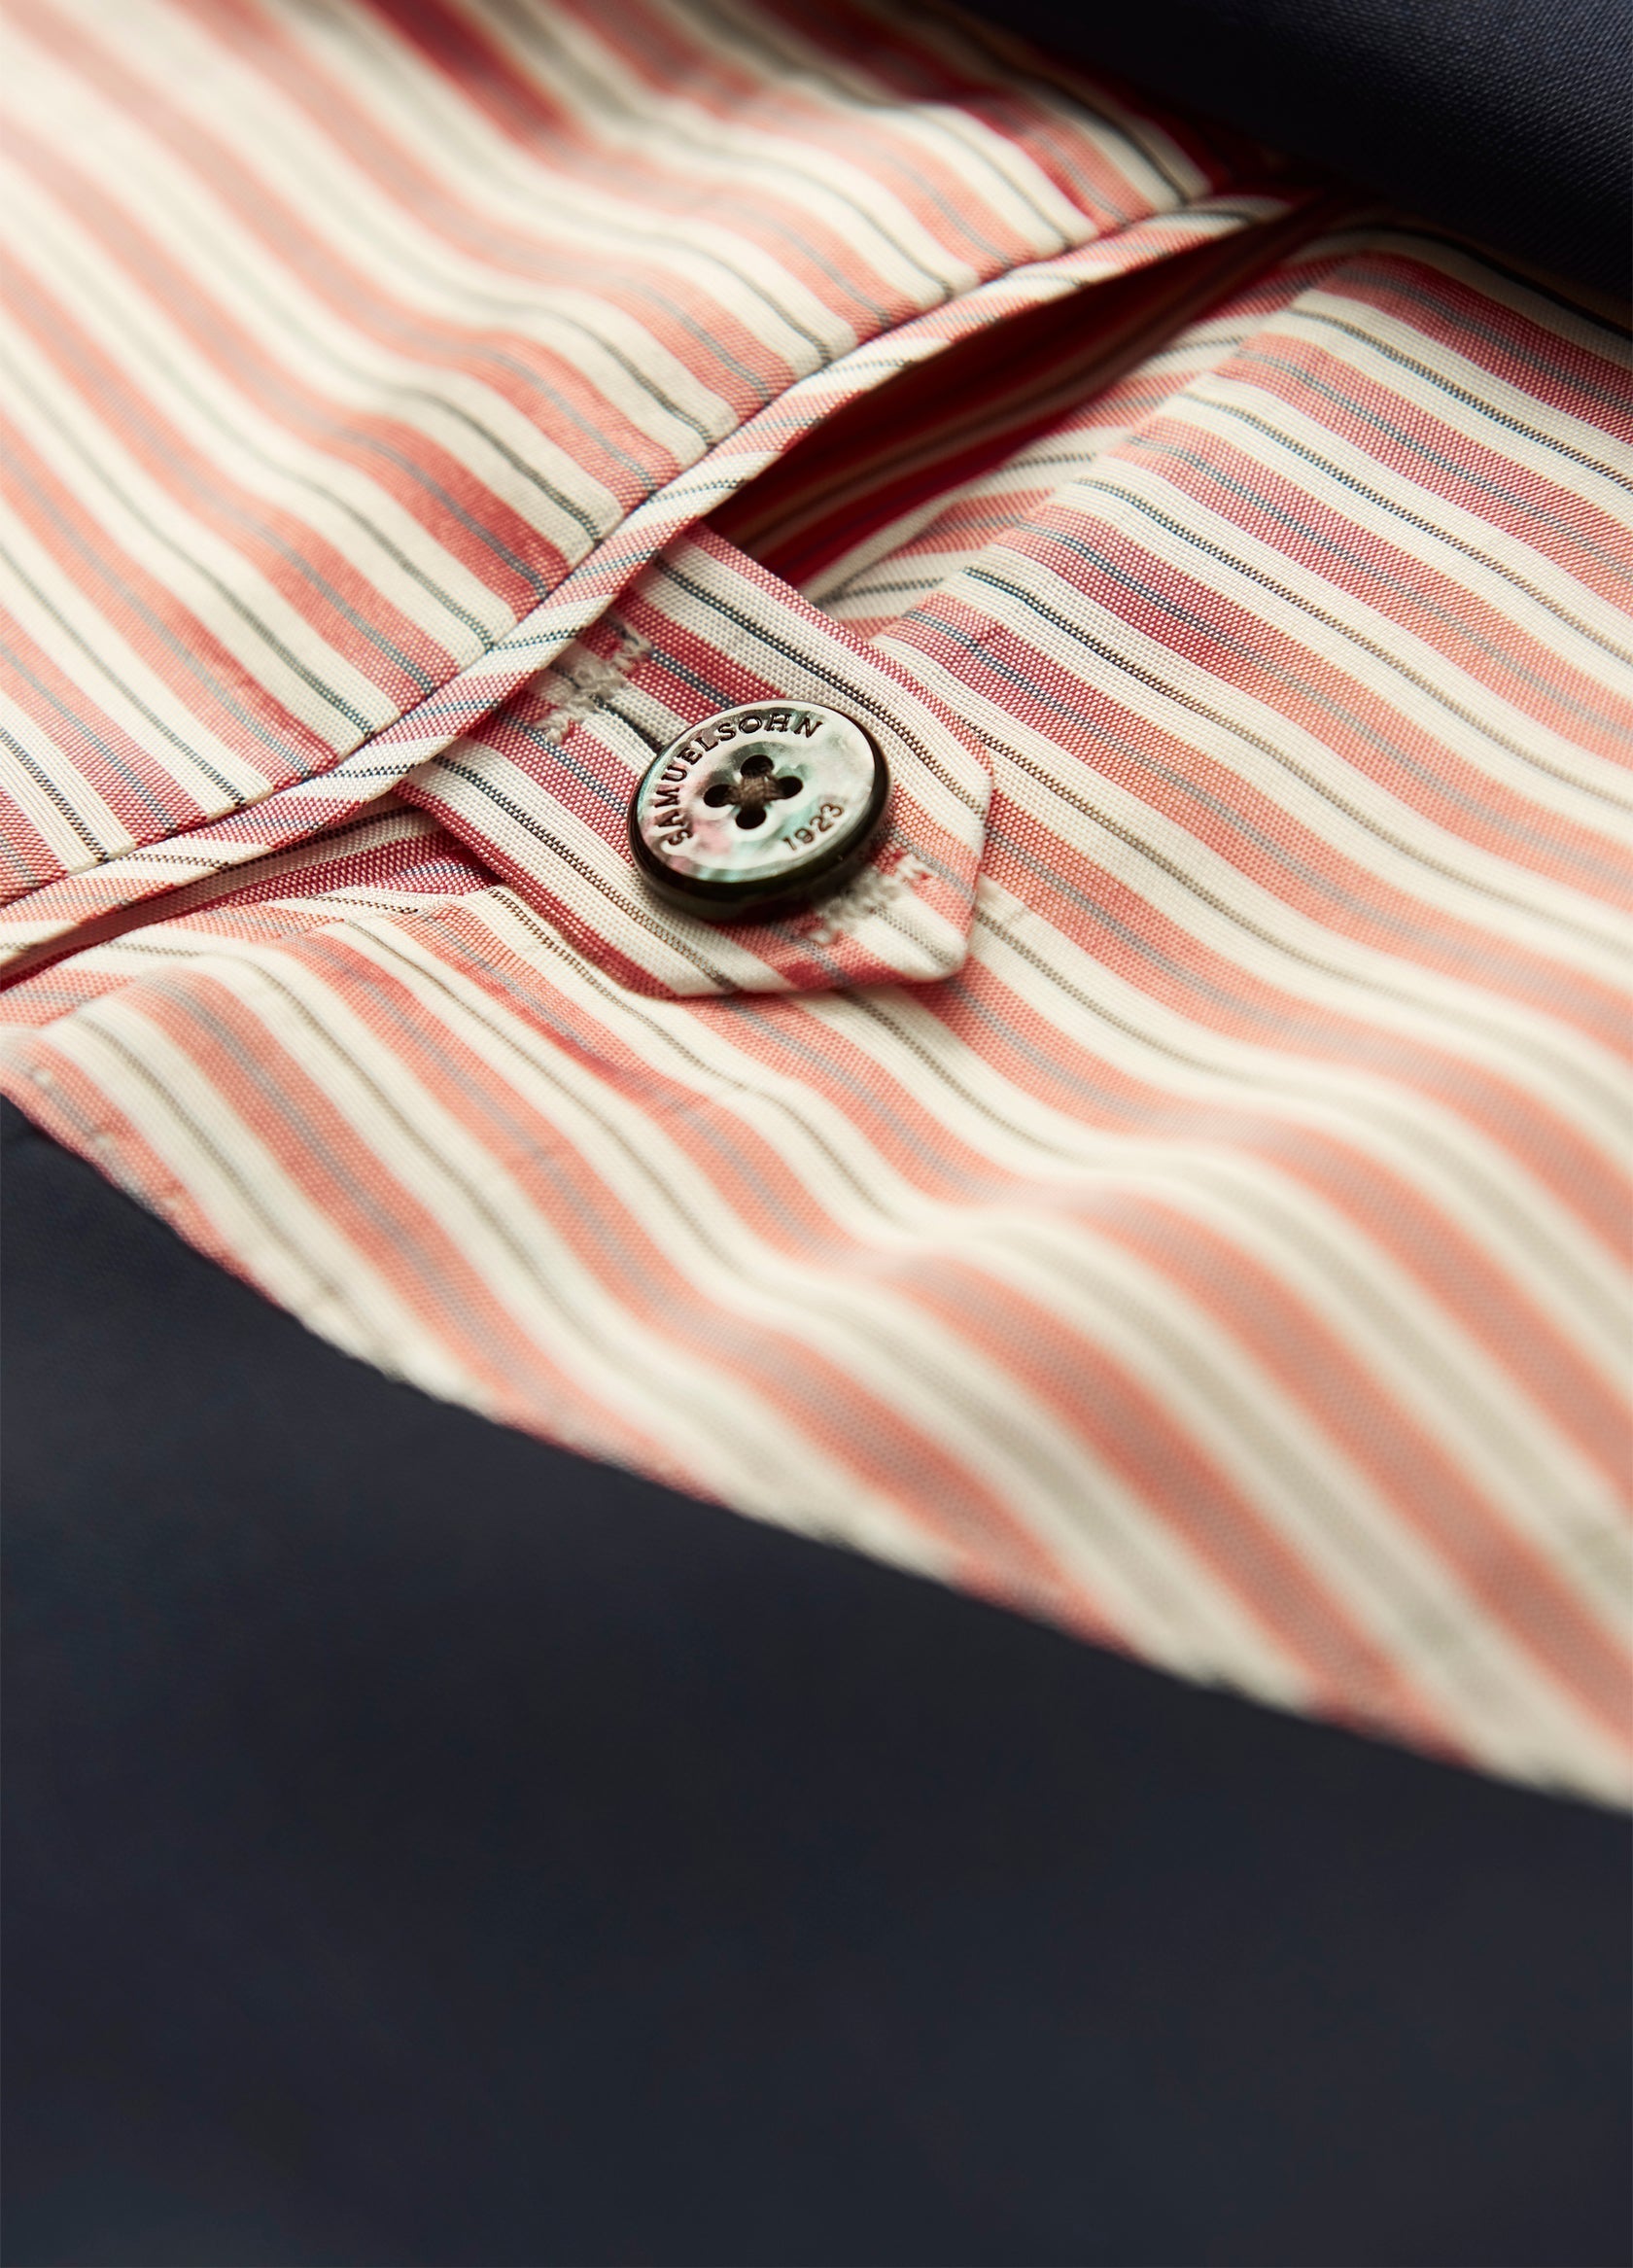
[3,0,1630,1800]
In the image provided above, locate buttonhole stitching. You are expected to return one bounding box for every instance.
[793,846,933,948]
[527,621,652,747]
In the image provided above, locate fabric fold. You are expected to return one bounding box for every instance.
[0,192,1288,970]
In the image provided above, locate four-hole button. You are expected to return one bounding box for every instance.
[629,701,889,920]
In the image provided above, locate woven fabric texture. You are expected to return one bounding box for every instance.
[2,0,1629,1802]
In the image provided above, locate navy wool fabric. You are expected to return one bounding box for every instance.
[972,0,1631,296]
[4,1095,1630,2267]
